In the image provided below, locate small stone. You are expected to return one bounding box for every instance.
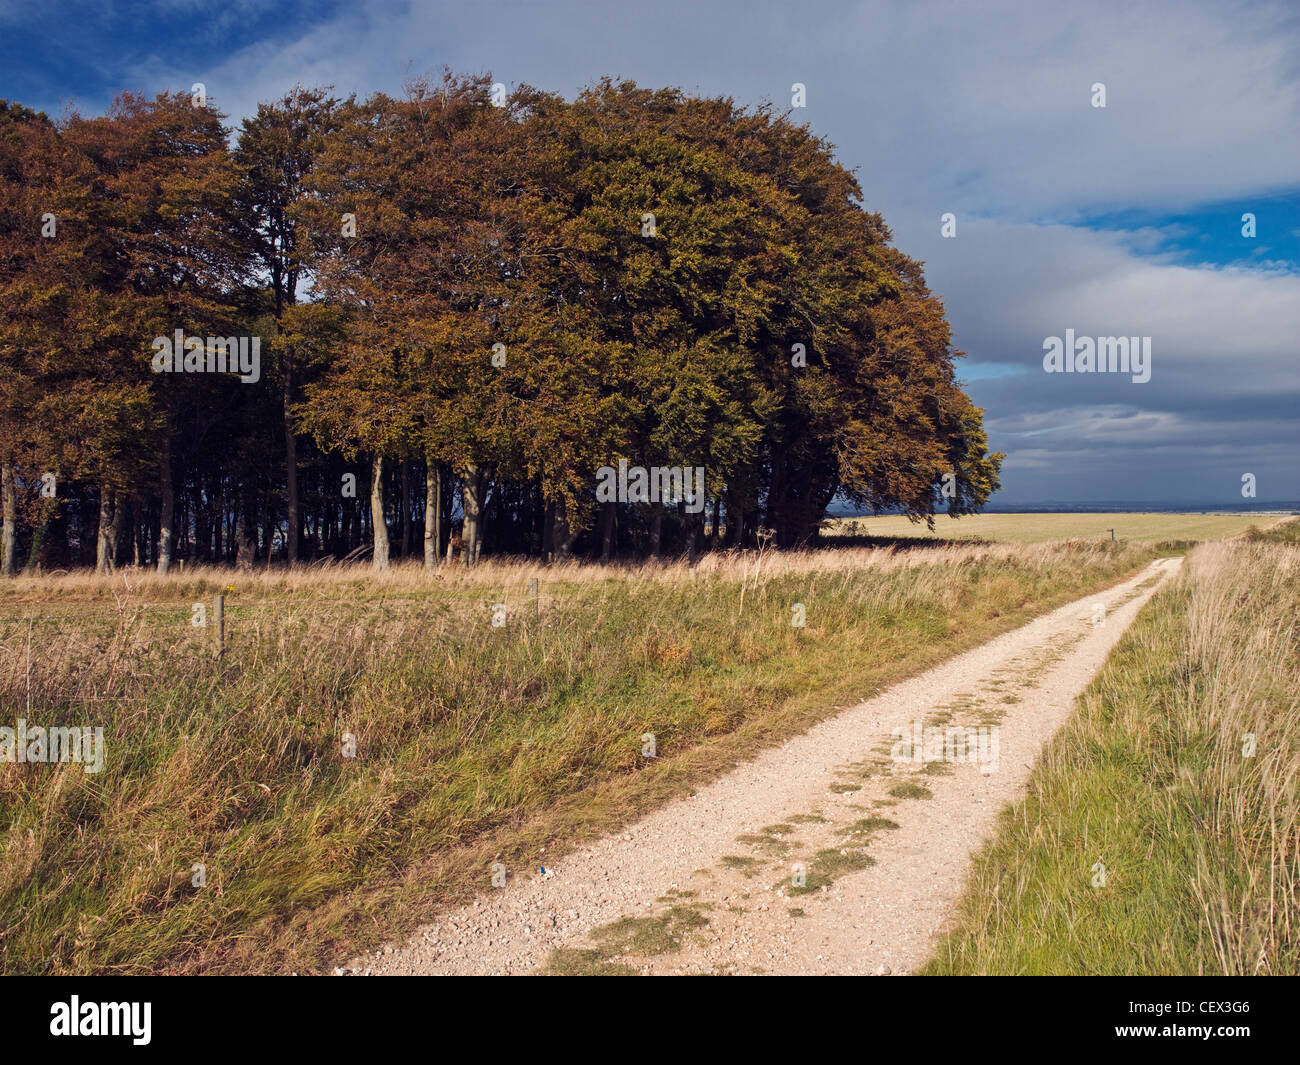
[874,964,891,976]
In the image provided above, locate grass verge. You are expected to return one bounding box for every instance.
[923,529,1299,974]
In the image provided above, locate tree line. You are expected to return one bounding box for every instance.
[0,73,1002,574]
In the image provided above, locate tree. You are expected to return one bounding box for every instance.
[0,100,68,574]
[234,86,346,565]
[1,75,1001,573]
[60,91,243,573]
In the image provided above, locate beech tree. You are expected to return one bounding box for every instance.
[0,101,75,574]
[0,75,1000,574]
[57,91,242,572]
[234,86,346,565]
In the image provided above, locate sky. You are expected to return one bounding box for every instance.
[2,0,1297,506]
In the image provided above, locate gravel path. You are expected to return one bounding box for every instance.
[345,557,1182,976]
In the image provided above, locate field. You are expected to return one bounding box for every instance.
[824,511,1292,544]
[4,513,1294,976]
[1,539,1159,974]
[925,518,1300,974]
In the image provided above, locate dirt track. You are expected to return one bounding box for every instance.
[345,556,1182,976]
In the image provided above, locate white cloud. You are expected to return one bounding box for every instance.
[100,0,1300,503]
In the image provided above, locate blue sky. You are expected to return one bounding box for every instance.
[2,0,1297,505]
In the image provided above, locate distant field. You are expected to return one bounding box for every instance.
[825,512,1293,544]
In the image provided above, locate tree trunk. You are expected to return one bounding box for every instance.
[648,507,663,557]
[710,497,721,548]
[768,454,787,546]
[96,484,118,574]
[235,495,256,570]
[725,493,747,548]
[682,502,700,563]
[401,459,411,558]
[370,452,390,570]
[461,464,488,566]
[424,457,442,569]
[550,496,581,561]
[541,498,555,562]
[284,347,300,565]
[263,508,276,569]
[158,435,175,575]
[22,506,50,576]
[132,498,144,567]
[1,463,15,577]
[110,491,128,567]
[214,479,225,561]
[599,501,616,561]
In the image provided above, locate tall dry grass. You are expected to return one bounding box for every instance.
[925,530,1300,974]
[0,540,1156,973]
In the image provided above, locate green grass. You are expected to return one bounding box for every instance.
[781,872,834,896]
[721,855,763,875]
[778,847,876,896]
[810,848,875,877]
[588,905,709,954]
[545,903,709,973]
[0,540,1161,974]
[542,949,639,976]
[924,532,1300,974]
[887,781,932,800]
[1246,518,1300,544]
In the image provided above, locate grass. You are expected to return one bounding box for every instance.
[720,855,762,875]
[846,816,900,836]
[810,848,875,877]
[541,949,639,976]
[923,522,1300,974]
[588,905,709,954]
[544,903,709,973]
[778,846,876,895]
[0,539,1161,974]
[824,512,1294,545]
[781,872,833,896]
[735,828,792,857]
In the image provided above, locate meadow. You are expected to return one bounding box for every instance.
[1,539,1157,974]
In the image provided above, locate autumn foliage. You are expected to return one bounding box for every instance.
[0,74,1001,572]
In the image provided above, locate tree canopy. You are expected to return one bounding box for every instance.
[0,74,1001,573]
